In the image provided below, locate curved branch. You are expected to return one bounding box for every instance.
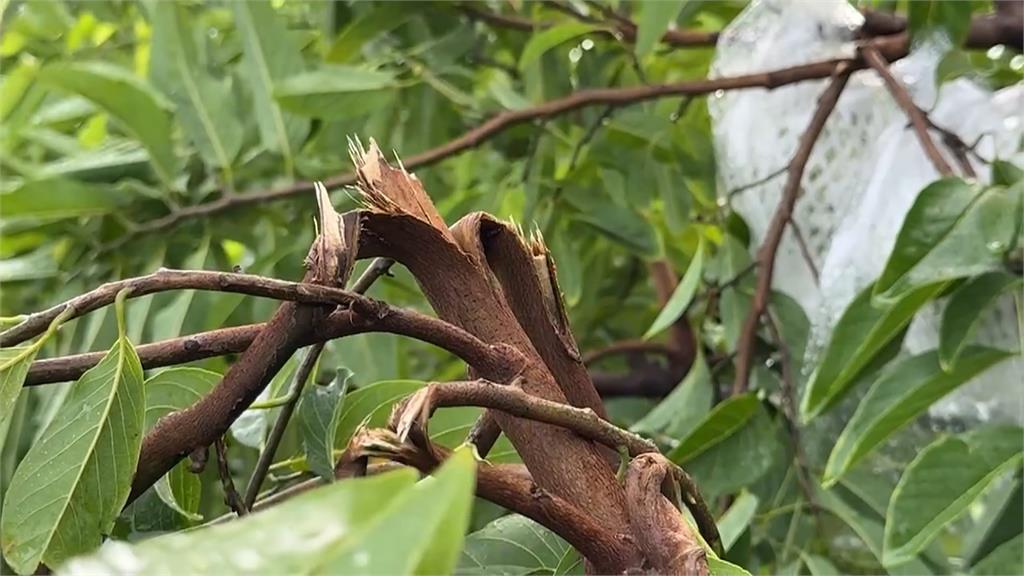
[393,379,658,456]
[389,379,720,554]
[343,428,634,573]
[732,65,853,396]
[2,269,369,347]
[583,340,676,365]
[113,52,907,243]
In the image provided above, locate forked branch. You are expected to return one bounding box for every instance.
[733,65,853,396]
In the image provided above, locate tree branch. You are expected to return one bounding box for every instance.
[243,342,323,509]
[394,379,657,456]
[389,378,721,554]
[214,437,248,516]
[583,340,676,365]
[2,268,371,348]
[861,46,955,177]
[732,65,853,396]
[111,48,926,243]
[344,428,632,572]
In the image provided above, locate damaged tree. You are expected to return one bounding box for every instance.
[3,2,1021,575]
[134,140,720,574]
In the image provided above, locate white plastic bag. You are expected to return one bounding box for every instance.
[709,0,1023,423]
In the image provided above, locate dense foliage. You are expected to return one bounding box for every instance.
[0,1,1021,575]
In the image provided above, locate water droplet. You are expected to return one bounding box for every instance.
[353,551,370,567]
[714,89,725,98]
[987,45,1006,60]
[764,357,776,368]
[208,28,219,39]
[569,47,583,64]
[987,240,1006,253]
[1011,55,1024,71]
[716,196,729,208]
[581,38,594,51]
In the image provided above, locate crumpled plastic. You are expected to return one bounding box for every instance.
[709,0,1023,423]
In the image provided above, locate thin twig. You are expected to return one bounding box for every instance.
[1,268,374,347]
[243,342,323,509]
[923,116,981,178]
[733,65,853,396]
[109,49,930,244]
[566,105,615,176]
[214,437,247,516]
[350,257,395,293]
[861,45,954,177]
[789,218,820,282]
[391,378,720,553]
[726,166,788,199]
[583,340,676,364]
[671,96,694,123]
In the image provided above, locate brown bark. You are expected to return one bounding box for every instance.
[348,140,644,572]
[626,454,709,575]
[128,204,362,500]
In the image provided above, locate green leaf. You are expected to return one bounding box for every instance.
[823,347,1013,487]
[965,476,1023,567]
[875,179,977,295]
[38,61,178,188]
[149,2,242,177]
[0,178,124,220]
[815,487,934,575]
[519,23,601,71]
[65,451,475,575]
[991,160,1024,187]
[0,347,38,444]
[36,141,152,183]
[231,353,302,448]
[875,181,1013,301]
[769,291,810,376]
[299,369,351,482]
[567,188,659,257]
[685,402,780,499]
[972,534,1024,576]
[143,368,219,521]
[275,66,398,120]
[908,0,972,46]
[645,238,704,339]
[632,349,712,439]
[458,514,573,574]
[427,405,520,464]
[667,393,758,464]
[319,448,476,574]
[334,379,424,449]
[635,0,686,59]
[325,3,414,63]
[884,426,1024,565]
[232,0,309,175]
[801,553,840,576]
[718,491,758,552]
[61,469,419,574]
[718,235,755,352]
[939,272,1022,371]
[800,281,945,422]
[150,237,210,343]
[1,324,144,573]
[708,555,753,576]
